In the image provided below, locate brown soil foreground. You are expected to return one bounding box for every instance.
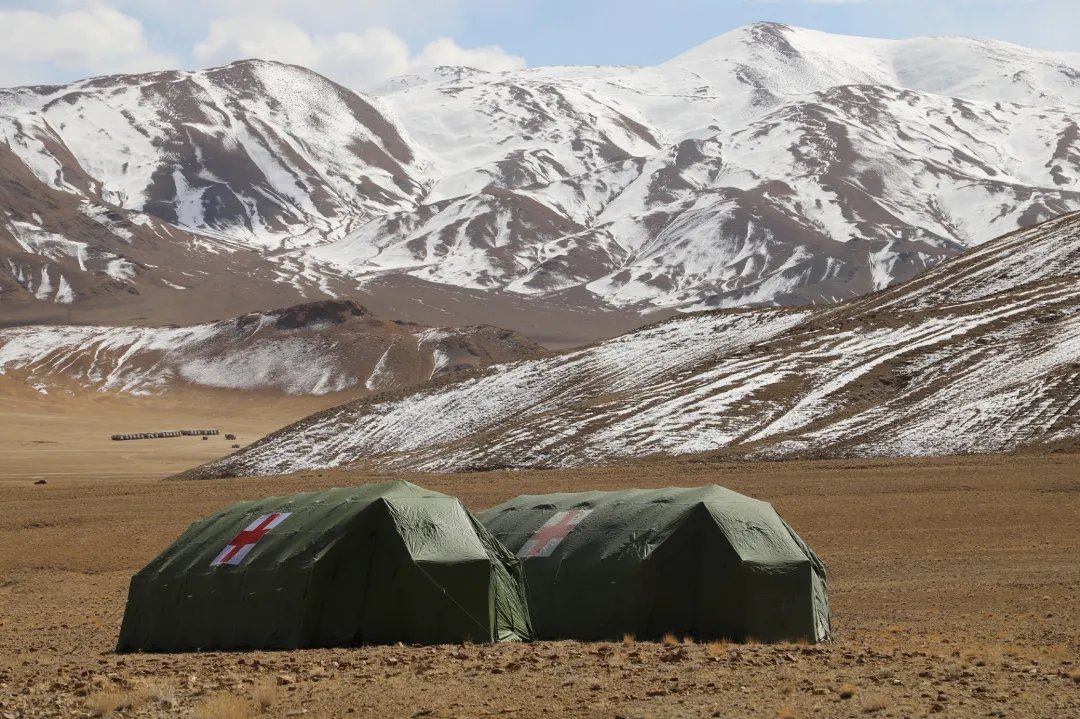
[0,454,1078,718]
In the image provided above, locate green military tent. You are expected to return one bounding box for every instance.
[479,486,830,643]
[117,481,533,652]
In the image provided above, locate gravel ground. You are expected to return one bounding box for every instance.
[1,452,1077,718]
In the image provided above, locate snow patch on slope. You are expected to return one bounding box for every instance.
[194,214,1080,476]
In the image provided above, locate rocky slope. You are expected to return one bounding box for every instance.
[5,24,1080,326]
[184,212,1080,477]
[0,299,548,397]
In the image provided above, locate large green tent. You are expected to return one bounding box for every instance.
[479,486,830,643]
[117,481,533,652]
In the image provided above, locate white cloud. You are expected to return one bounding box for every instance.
[0,1,521,89]
[0,5,174,85]
[192,15,524,90]
[412,38,528,74]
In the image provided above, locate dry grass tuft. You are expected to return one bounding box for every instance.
[777,707,797,719]
[622,633,635,646]
[133,678,178,707]
[1068,668,1080,683]
[194,693,253,719]
[681,634,695,645]
[838,682,858,699]
[887,624,904,634]
[86,690,127,717]
[705,640,727,657]
[252,682,280,711]
[661,632,678,646]
[860,696,889,713]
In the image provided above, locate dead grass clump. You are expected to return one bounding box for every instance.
[887,624,904,634]
[838,682,858,699]
[705,640,728,657]
[622,633,635,646]
[1068,668,1080,683]
[777,707,797,719]
[661,632,678,646]
[681,634,695,645]
[252,682,280,710]
[194,693,253,719]
[86,690,127,717]
[133,678,178,707]
[860,696,888,713]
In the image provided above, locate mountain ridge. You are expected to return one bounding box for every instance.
[0,298,550,397]
[180,211,1080,478]
[5,24,1080,335]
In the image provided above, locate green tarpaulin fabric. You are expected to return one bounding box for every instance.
[479,485,830,643]
[117,481,533,652]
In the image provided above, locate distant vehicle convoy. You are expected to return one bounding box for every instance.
[110,429,219,441]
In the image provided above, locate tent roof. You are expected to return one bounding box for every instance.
[219,480,450,514]
[480,485,811,565]
[144,481,490,577]
[495,485,771,510]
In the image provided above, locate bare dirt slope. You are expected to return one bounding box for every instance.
[0,453,1076,718]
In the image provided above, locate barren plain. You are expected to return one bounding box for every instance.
[0,404,1076,719]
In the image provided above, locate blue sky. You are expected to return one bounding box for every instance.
[452,0,1080,67]
[1,1,1077,89]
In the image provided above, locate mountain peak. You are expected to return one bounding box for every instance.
[5,26,1080,329]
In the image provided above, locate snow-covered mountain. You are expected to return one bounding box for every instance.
[184,212,1080,477]
[5,23,1080,324]
[0,299,547,396]
[0,60,420,325]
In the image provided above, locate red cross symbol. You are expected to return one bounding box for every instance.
[518,509,593,558]
[210,512,291,567]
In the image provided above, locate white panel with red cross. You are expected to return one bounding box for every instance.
[517,509,593,558]
[210,512,292,567]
